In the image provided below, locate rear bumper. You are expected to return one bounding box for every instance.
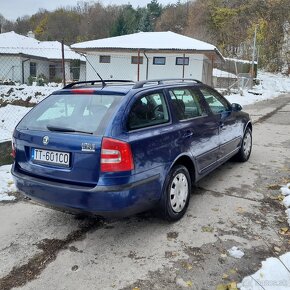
[12,165,160,217]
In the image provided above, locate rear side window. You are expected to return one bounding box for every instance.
[17,93,122,134]
[128,92,169,130]
[169,89,206,120]
[200,88,231,114]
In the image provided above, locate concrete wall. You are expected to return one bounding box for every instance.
[216,58,257,77]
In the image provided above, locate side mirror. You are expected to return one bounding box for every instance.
[231,103,243,112]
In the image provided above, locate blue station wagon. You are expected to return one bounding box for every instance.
[12,79,252,221]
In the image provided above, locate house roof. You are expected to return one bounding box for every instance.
[71,31,223,60]
[0,31,83,61]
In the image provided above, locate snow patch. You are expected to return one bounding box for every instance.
[281,184,290,196]
[228,246,244,259]
[281,184,290,226]
[285,209,290,226]
[239,252,290,290]
[0,105,32,141]
[0,193,16,201]
[240,185,290,288]
[283,195,290,208]
[224,71,290,106]
[0,164,16,201]
[0,84,59,104]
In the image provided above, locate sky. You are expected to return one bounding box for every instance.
[0,0,178,21]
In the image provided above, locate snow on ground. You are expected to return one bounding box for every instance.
[0,164,16,201]
[0,84,59,104]
[239,184,290,289]
[228,246,245,259]
[0,84,59,142]
[281,184,290,228]
[238,252,290,289]
[0,105,32,141]
[224,71,290,106]
[281,184,290,196]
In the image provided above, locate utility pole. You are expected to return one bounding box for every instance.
[251,26,257,85]
[61,40,66,87]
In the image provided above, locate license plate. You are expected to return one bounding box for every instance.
[32,148,70,167]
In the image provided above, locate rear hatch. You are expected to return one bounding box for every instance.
[14,91,124,187]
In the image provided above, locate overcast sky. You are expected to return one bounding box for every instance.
[0,0,180,21]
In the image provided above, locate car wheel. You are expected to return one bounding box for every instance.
[236,127,252,162]
[160,165,191,221]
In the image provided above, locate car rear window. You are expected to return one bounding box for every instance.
[17,93,123,134]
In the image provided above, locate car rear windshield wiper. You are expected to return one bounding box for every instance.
[47,125,93,135]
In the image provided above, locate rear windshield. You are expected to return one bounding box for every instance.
[17,93,123,134]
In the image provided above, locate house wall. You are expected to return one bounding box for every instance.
[24,60,70,82]
[0,56,52,84]
[202,57,213,85]
[0,56,22,82]
[0,55,77,84]
[85,52,210,84]
[79,63,86,81]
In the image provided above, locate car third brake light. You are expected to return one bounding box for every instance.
[71,89,95,94]
[101,137,134,172]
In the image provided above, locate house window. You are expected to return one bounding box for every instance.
[131,56,144,64]
[30,62,37,77]
[99,55,111,63]
[153,57,166,65]
[176,57,189,66]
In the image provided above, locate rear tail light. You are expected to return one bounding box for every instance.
[11,140,16,158]
[101,137,134,172]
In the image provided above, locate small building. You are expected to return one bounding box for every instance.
[0,31,85,84]
[213,68,237,89]
[71,31,224,85]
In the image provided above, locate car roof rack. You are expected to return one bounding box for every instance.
[132,78,202,89]
[63,80,135,89]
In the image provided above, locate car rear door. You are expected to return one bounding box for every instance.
[125,90,175,179]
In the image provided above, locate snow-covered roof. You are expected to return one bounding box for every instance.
[225,57,257,65]
[0,31,83,61]
[71,31,223,59]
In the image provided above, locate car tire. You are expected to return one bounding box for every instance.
[160,165,191,222]
[236,127,252,162]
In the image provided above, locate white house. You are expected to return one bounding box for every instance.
[71,31,224,85]
[0,31,85,84]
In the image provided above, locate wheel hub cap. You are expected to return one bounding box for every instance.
[170,173,188,213]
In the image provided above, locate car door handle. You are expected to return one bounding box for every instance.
[183,130,194,138]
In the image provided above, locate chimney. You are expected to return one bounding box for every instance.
[27,31,35,38]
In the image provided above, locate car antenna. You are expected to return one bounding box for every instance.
[77,52,106,87]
